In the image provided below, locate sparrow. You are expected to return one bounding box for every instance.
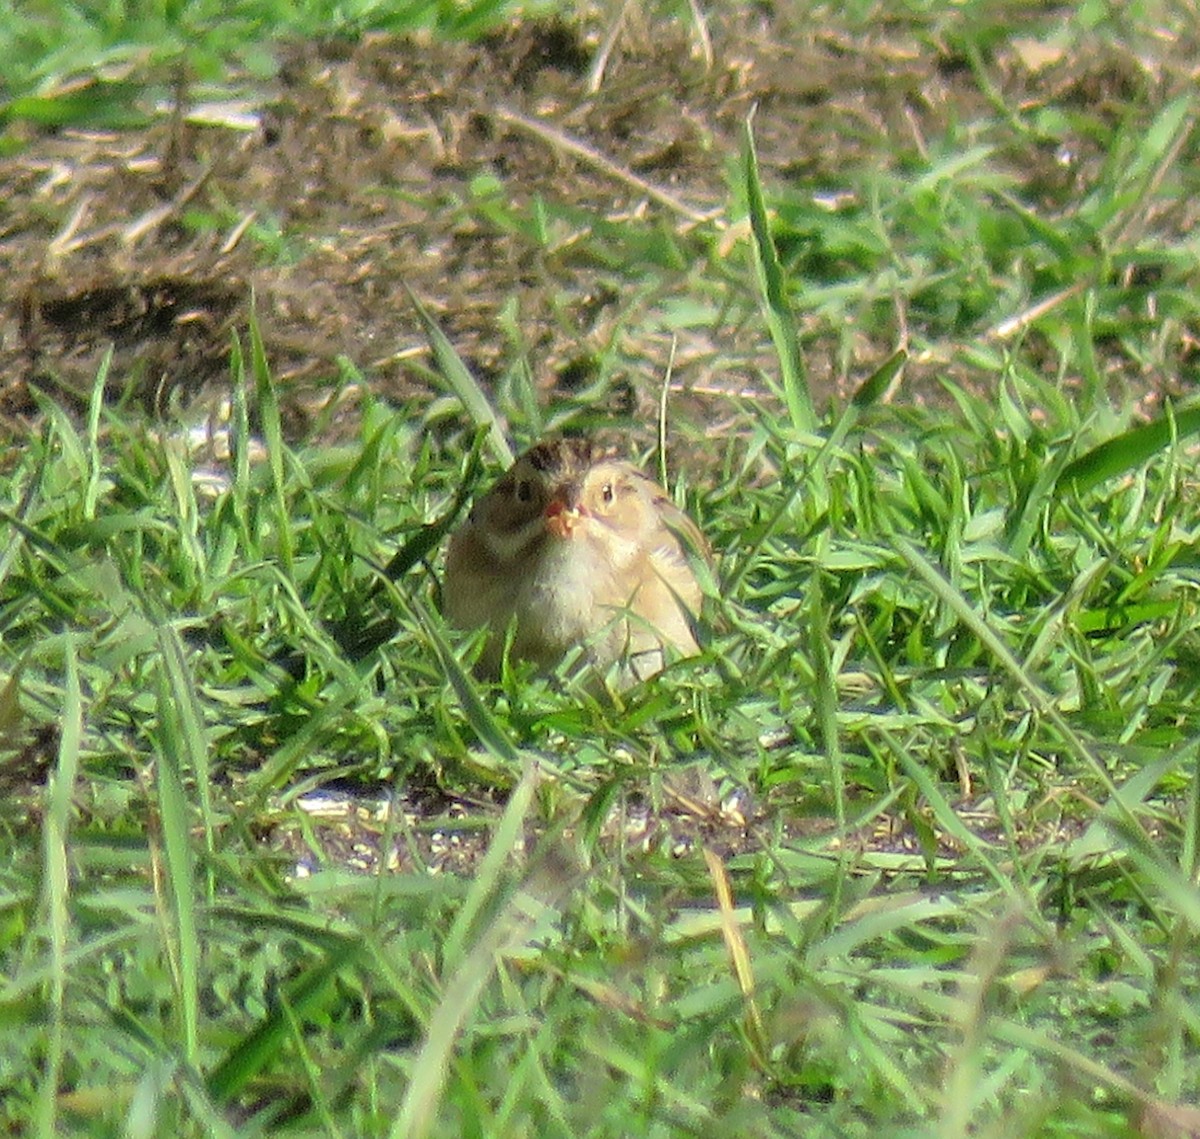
[443,436,707,681]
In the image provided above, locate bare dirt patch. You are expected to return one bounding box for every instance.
[6,7,1172,433]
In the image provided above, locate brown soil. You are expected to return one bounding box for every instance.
[3,6,1183,435]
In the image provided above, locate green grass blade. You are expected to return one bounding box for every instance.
[154,632,201,1064]
[393,758,540,1139]
[852,348,906,409]
[826,348,907,454]
[407,286,513,467]
[1105,93,1194,244]
[229,332,253,537]
[876,726,1018,898]
[0,428,49,593]
[206,943,364,1102]
[400,589,521,770]
[333,435,485,659]
[159,624,215,865]
[807,570,845,833]
[1056,401,1200,496]
[742,115,815,435]
[249,302,295,576]
[362,429,485,592]
[35,634,81,1139]
[83,346,111,521]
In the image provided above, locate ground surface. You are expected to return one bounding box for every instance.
[0,6,1189,870]
[4,6,1184,429]
[7,14,1200,1133]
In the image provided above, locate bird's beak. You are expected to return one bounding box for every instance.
[545,486,587,538]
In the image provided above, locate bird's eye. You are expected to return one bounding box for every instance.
[600,483,614,505]
[515,479,534,502]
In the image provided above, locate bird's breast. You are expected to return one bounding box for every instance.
[517,536,609,647]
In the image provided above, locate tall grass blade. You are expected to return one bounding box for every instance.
[154,632,201,1063]
[743,115,815,434]
[158,624,215,865]
[229,333,253,529]
[808,570,845,833]
[1056,402,1200,496]
[83,345,112,521]
[407,286,513,467]
[703,848,767,1065]
[400,589,521,770]
[35,634,81,1139]
[206,942,363,1101]
[393,758,540,1139]
[0,429,48,592]
[249,303,294,575]
[1106,93,1194,244]
[333,432,486,660]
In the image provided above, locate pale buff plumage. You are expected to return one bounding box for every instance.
[443,437,706,680]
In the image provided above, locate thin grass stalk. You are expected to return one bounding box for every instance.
[743,114,815,435]
[407,286,513,467]
[83,345,111,521]
[392,758,540,1139]
[35,634,81,1139]
[159,624,216,882]
[808,570,845,835]
[249,303,294,576]
[154,634,200,1063]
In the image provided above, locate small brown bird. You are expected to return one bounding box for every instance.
[443,437,706,681]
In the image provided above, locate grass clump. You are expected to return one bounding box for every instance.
[4,2,1200,1137]
[4,306,1200,1135]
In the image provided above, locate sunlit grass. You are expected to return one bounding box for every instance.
[4,1,1200,1137]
